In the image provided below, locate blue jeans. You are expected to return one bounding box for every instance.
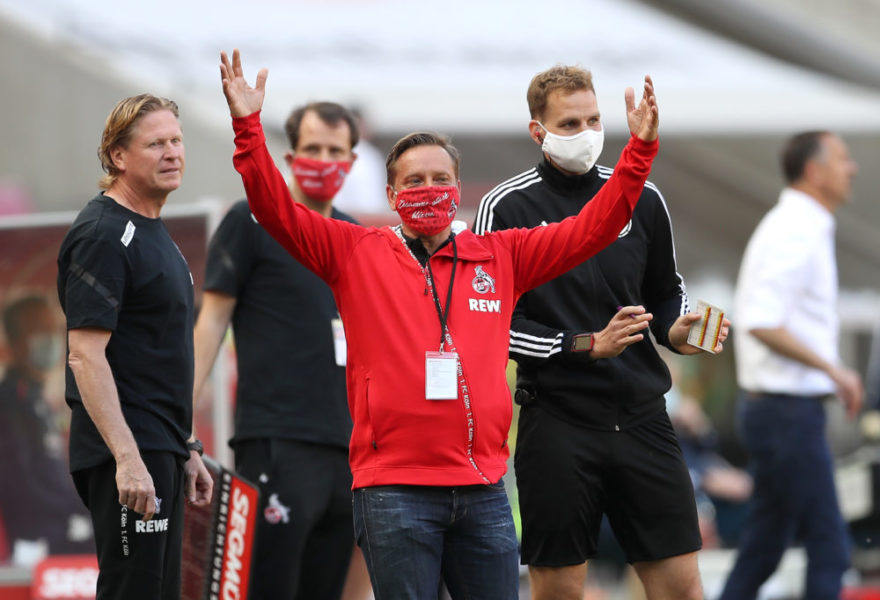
[720,392,850,600]
[353,482,519,599]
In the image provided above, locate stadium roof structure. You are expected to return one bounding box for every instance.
[4,0,880,136]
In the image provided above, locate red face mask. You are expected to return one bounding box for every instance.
[291,156,352,202]
[394,185,460,236]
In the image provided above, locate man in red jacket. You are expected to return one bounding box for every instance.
[219,48,659,599]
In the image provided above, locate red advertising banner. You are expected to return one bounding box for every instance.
[212,472,259,600]
[30,555,98,600]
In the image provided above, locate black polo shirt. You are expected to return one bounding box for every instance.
[204,200,355,449]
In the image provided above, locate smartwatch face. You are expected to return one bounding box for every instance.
[572,334,593,352]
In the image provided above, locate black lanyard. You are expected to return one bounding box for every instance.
[425,235,458,351]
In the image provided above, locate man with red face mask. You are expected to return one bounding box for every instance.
[192,101,363,600]
[219,48,659,599]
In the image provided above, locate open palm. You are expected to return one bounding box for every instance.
[220,49,267,118]
[625,75,659,142]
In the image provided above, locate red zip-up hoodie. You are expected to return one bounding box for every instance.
[232,112,657,489]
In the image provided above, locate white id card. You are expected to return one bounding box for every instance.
[425,351,459,400]
[686,300,725,354]
[332,318,347,366]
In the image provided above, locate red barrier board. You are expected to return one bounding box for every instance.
[30,555,98,600]
[182,459,259,600]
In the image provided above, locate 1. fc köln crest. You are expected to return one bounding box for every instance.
[472,266,496,294]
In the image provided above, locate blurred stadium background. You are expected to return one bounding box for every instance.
[2,0,880,597]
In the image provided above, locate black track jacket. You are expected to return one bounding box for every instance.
[474,156,688,430]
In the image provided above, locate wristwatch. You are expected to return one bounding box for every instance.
[186,439,204,456]
[570,333,595,353]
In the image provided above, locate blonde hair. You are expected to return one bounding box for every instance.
[526,65,594,120]
[97,94,179,189]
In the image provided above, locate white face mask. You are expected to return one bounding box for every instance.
[538,123,604,174]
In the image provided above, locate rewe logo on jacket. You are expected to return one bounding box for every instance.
[468,298,501,313]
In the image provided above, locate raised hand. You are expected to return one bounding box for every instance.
[624,75,658,142]
[220,48,268,118]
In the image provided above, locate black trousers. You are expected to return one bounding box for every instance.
[234,438,354,600]
[73,452,184,600]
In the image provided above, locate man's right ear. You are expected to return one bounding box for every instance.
[386,184,397,211]
[528,121,544,146]
[283,151,295,169]
[110,145,126,172]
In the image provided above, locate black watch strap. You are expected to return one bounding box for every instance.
[187,439,204,456]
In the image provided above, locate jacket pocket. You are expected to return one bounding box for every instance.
[364,377,378,450]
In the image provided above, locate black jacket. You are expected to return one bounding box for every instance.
[474,157,688,430]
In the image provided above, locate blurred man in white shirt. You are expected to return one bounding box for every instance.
[722,130,863,600]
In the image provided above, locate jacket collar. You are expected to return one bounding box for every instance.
[434,229,493,262]
[384,226,493,262]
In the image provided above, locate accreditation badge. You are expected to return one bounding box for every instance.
[425,351,459,400]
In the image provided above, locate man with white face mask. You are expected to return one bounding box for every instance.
[475,65,728,600]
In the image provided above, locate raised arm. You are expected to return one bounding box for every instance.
[219,48,362,285]
[503,76,660,294]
